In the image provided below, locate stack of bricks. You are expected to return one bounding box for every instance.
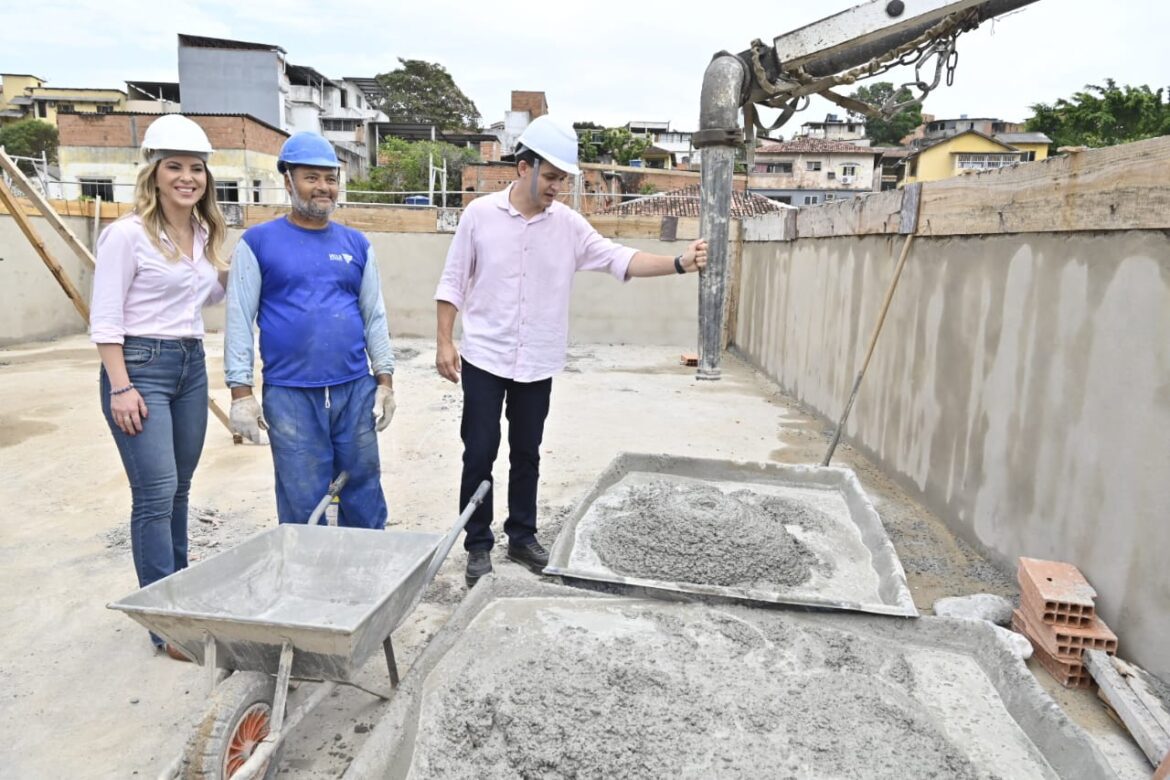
[1012,557,1118,688]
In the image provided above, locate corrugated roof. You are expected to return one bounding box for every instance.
[596,184,785,219]
[178,33,285,54]
[995,132,1052,145]
[756,138,880,154]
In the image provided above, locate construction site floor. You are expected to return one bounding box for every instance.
[0,335,1152,778]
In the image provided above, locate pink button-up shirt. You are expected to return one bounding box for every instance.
[435,185,636,382]
[90,214,225,344]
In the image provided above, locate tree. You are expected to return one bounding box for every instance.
[375,59,481,132]
[0,119,58,174]
[349,137,480,204]
[1026,79,1170,148]
[574,121,604,163]
[601,128,651,166]
[847,82,923,146]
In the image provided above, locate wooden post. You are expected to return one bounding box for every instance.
[0,148,96,270]
[0,174,90,323]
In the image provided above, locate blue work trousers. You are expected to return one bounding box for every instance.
[262,375,387,529]
[459,360,552,552]
[101,337,208,645]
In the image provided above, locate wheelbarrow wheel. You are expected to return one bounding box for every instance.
[182,671,283,779]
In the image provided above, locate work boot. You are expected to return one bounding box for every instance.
[466,550,492,588]
[507,541,549,575]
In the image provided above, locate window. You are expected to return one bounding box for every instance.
[79,178,114,201]
[340,91,348,109]
[806,161,822,172]
[955,153,1018,171]
[841,164,858,177]
[322,118,361,132]
[56,103,74,113]
[216,181,240,203]
[765,162,793,174]
[252,180,262,204]
[37,102,47,118]
[827,171,836,180]
[802,195,819,205]
[825,193,837,202]
[1020,151,1036,162]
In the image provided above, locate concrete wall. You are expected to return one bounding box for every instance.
[178,48,282,129]
[0,215,95,344]
[1,216,698,349]
[735,232,1170,678]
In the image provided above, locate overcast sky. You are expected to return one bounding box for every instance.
[3,1,1167,133]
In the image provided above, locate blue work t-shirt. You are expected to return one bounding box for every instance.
[241,217,371,387]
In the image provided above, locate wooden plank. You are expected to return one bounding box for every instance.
[796,188,904,238]
[1114,657,1170,739]
[1085,650,1170,767]
[586,215,663,239]
[0,149,97,270]
[0,176,90,323]
[918,135,1170,236]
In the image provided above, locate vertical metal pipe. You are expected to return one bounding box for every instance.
[698,146,735,380]
[696,54,747,381]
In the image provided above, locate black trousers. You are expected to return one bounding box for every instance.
[460,360,552,552]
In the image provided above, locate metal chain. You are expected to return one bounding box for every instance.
[752,8,980,121]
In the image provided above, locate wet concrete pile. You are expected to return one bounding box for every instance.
[403,597,1062,780]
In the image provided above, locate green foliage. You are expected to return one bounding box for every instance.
[602,128,651,166]
[571,123,651,165]
[638,182,657,195]
[1026,79,1170,148]
[0,119,58,173]
[574,121,604,163]
[375,58,481,132]
[847,82,922,146]
[350,137,480,204]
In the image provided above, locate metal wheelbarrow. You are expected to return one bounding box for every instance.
[109,474,491,780]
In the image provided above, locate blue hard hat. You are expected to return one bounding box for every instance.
[277,132,339,173]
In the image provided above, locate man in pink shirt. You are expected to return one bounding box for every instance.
[435,116,707,586]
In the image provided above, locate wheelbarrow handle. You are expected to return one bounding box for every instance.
[308,471,351,526]
[422,479,491,585]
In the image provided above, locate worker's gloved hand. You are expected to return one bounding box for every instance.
[229,395,268,444]
[373,384,396,432]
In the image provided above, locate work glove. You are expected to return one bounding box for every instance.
[229,395,267,444]
[373,385,396,432]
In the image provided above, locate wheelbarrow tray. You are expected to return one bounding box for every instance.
[109,525,442,682]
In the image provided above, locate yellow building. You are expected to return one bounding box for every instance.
[0,73,126,127]
[902,129,1051,185]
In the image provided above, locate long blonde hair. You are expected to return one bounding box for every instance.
[133,158,229,270]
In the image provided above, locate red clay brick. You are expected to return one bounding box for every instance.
[1012,611,1093,688]
[1018,557,1096,626]
[1013,607,1118,663]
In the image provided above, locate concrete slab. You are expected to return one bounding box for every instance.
[546,453,917,617]
[346,578,1117,779]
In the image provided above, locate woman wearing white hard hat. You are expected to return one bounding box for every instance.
[89,114,229,660]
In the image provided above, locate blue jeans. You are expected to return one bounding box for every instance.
[262,375,387,529]
[101,338,208,644]
[459,360,552,552]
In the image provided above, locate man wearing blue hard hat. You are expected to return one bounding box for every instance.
[224,132,396,528]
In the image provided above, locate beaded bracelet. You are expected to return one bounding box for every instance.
[110,384,135,396]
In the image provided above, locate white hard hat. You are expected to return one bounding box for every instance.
[141,115,214,162]
[515,115,580,176]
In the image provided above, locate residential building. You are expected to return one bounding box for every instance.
[491,90,548,154]
[918,116,1026,144]
[55,112,288,220]
[901,129,1051,184]
[749,138,882,205]
[124,81,182,114]
[595,184,785,218]
[0,73,126,127]
[177,34,389,180]
[794,114,868,144]
[624,121,697,169]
